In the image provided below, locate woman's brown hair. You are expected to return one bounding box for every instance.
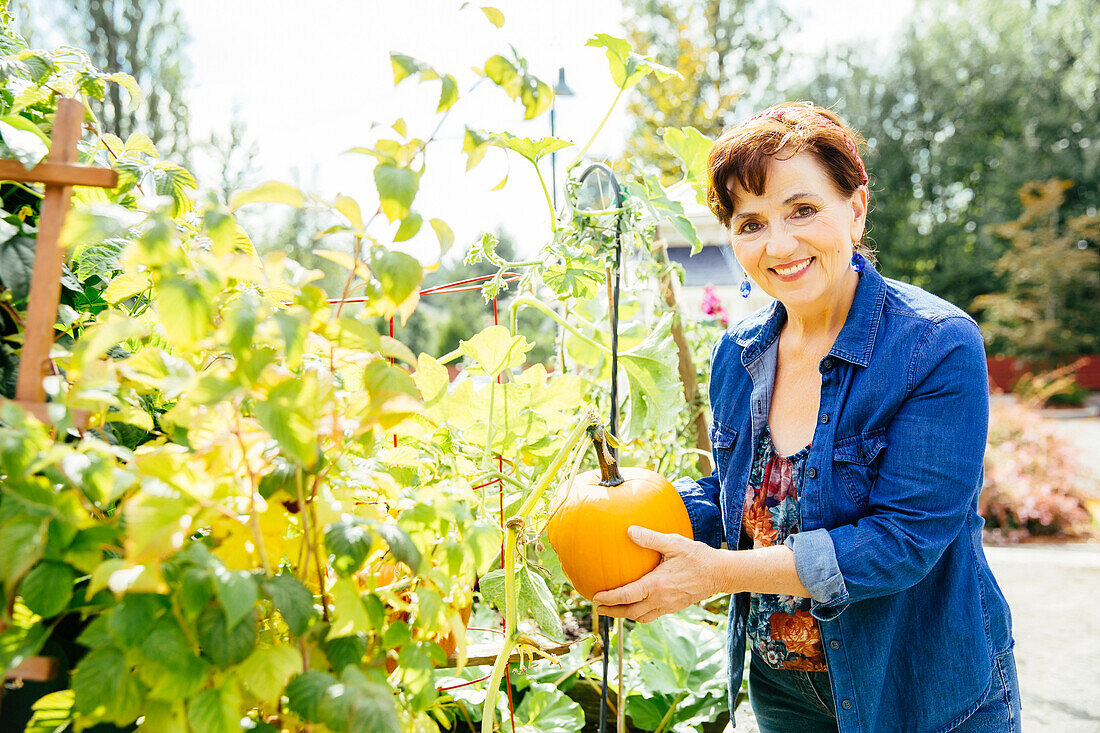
[707,102,869,239]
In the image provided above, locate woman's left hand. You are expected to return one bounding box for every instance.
[591,526,720,622]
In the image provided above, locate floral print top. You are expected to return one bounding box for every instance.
[742,425,828,671]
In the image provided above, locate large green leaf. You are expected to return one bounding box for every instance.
[262,572,316,636]
[213,566,258,629]
[186,687,239,733]
[618,312,683,438]
[0,115,48,167]
[630,175,703,254]
[325,519,375,577]
[286,670,338,723]
[584,33,676,89]
[107,593,165,648]
[196,605,257,667]
[482,54,553,119]
[487,131,571,164]
[18,561,75,617]
[663,126,713,202]
[374,164,418,222]
[0,234,36,305]
[238,644,303,705]
[229,180,306,211]
[458,325,533,379]
[155,278,211,347]
[138,616,211,700]
[253,376,319,467]
[479,564,562,639]
[374,522,422,573]
[72,646,143,727]
[508,681,584,733]
[0,516,47,593]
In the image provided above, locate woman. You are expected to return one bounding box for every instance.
[593,103,1019,732]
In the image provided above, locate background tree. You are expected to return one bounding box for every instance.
[16,0,194,160]
[784,0,1100,331]
[620,0,792,181]
[972,179,1100,360]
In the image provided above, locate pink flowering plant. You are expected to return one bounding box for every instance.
[701,285,730,326]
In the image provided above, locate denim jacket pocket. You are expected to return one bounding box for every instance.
[832,428,887,506]
[709,420,738,473]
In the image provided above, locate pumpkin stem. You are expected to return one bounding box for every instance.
[587,425,625,487]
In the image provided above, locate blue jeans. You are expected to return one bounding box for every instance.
[748,648,1022,733]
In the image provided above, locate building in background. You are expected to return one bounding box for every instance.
[655,182,773,325]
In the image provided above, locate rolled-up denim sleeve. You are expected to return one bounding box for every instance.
[674,472,724,549]
[816,317,989,615]
[784,530,850,618]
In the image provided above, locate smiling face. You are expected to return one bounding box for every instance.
[727,151,868,315]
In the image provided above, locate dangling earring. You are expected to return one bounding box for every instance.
[740,272,751,298]
[850,251,867,273]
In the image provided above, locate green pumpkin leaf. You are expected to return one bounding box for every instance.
[479,565,562,639]
[459,325,533,379]
[585,33,677,89]
[19,561,75,617]
[0,234,36,305]
[663,126,713,199]
[618,312,683,438]
[263,572,316,636]
[508,681,584,733]
[487,131,571,164]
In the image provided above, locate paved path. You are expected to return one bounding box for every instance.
[730,542,1100,732]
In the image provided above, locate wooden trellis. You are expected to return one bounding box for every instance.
[0,98,118,693]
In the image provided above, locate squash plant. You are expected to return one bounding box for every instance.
[0,7,730,732]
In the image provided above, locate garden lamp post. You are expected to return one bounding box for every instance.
[549,67,574,211]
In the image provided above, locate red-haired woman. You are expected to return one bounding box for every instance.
[594,103,1019,733]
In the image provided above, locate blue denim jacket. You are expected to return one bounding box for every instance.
[676,263,1014,733]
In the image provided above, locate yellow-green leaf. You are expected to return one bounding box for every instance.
[328,577,372,638]
[459,325,533,379]
[429,218,454,254]
[229,180,306,211]
[481,6,505,27]
[103,272,152,304]
[238,645,303,705]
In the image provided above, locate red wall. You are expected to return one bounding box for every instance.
[987,355,1100,392]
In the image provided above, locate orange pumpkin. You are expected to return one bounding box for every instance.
[546,426,693,601]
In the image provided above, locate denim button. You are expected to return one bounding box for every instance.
[819,357,835,373]
[807,468,818,479]
[841,699,853,710]
[829,640,840,650]
[819,413,829,424]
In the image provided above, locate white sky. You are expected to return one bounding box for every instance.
[38,0,916,261]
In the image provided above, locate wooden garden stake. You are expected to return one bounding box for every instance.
[3,97,117,422]
[0,97,118,696]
